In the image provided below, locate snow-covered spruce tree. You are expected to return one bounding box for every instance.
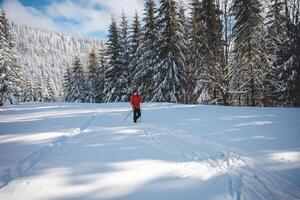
[118,13,131,101]
[230,0,267,106]
[95,48,106,103]
[201,0,228,105]
[0,12,10,105]
[130,12,142,63]
[87,50,99,103]
[187,0,208,104]
[45,75,58,102]
[23,77,36,102]
[178,3,190,103]
[132,0,159,101]
[151,0,188,103]
[294,22,300,106]
[87,49,106,103]
[263,0,288,106]
[0,10,22,105]
[63,65,72,102]
[128,11,143,93]
[68,56,89,102]
[8,23,23,104]
[219,0,234,106]
[35,76,44,102]
[277,1,300,106]
[104,17,127,102]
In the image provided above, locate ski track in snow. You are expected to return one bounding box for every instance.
[0,112,101,189]
[1,105,299,200]
[127,122,300,200]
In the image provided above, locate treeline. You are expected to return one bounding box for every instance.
[64,0,300,106]
[1,0,300,107]
[14,24,104,102]
[0,9,104,105]
[0,10,23,106]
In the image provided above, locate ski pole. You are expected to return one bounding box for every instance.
[123,110,132,122]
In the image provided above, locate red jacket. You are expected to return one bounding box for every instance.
[130,94,142,108]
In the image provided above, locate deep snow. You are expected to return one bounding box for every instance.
[0,102,300,200]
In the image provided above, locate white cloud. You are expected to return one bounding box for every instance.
[1,0,145,38]
[45,0,112,35]
[93,0,144,18]
[2,0,59,31]
[45,0,145,35]
[46,0,145,35]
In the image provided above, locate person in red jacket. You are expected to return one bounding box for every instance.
[130,91,142,123]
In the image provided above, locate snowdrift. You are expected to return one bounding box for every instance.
[0,102,300,199]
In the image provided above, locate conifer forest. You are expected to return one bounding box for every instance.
[1,0,299,107]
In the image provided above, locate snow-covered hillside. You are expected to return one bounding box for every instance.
[0,103,300,199]
[13,24,104,97]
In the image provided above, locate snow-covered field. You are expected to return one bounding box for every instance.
[0,102,300,200]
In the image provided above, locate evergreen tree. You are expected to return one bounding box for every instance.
[133,0,159,101]
[8,23,23,104]
[263,0,287,105]
[178,3,190,103]
[23,77,36,102]
[69,56,89,102]
[95,48,106,103]
[35,76,44,102]
[187,0,208,104]
[152,0,188,103]
[130,12,142,61]
[104,17,125,102]
[202,0,227,105]
[118,12,131,101]
[45,75,57,102]
[220,0,234,105]
[63,65,72,102]
[87,50,99,103]
[276,0,300,106]
[128,11,143,94]
[294,22,300,106]
[231,0,266,106]
[0,11,10,105]
[0,10,22,105]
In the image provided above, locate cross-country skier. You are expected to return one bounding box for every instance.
[130,91,142,123]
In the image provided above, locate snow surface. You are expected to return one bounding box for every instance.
[0,102,300,199]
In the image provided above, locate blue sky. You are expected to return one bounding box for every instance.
[0,0,146,40]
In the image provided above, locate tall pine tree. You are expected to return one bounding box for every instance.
[133,0,159,101]
[188,0,208,104]
[87,50,99,103]
[35,76,44,102]
[202,0,227,105]
[276,0,300,106]
[104,17,128,102]
[152,0,187,103]
[23,77,36,102]
[95,49,106,103]
[265,0,288,106]
[118,12,131,101]
[0,10,23,105]
[63,65,72,102]
[68,56,89,102]
[45,75,57,102]
[128,12,143,94]
[231,0,266,106]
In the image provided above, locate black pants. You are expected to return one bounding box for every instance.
[133,108,141,123]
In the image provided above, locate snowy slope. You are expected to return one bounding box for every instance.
[0,102,300,199]
[13,24,104,97]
